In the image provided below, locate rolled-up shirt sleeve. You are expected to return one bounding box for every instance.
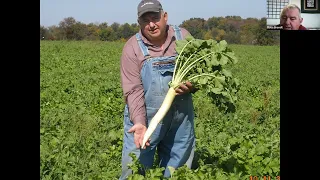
[120,43,146,126]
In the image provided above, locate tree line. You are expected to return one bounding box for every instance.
[40,16,279,46]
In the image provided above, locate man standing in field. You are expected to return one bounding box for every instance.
[119,0,196,179]
[280,4,307,30]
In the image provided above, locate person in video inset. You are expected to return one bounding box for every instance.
[280,4,307,30]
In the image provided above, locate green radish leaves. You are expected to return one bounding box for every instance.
[173,35,240,112]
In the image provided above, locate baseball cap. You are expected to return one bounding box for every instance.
[137,0,163,18]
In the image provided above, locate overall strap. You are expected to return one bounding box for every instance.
[135,33,150,57]
[172,25,183,40]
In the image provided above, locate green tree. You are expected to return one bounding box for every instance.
[255,18,278,45]
[58,17,77,40]
[205,17,222,30]
[99,22,108,29]
[86,23,100,40]
[240,23,258,44]
[224,31,241,44]
[180,18,206,39]
[71,22,87,40]
[110,22,121,39]
[131,23,140,34]
[215,29,226,41]
[99,27,117,41]
[47,25,64,40]
[40,25,48,40]
[203,30,213,40]
[119,23,136,40]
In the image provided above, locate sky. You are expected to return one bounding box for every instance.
[40,0,267,27]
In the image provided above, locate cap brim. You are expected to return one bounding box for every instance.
[138,8,161,17]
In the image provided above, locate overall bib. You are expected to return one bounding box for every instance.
[120,26,195,179]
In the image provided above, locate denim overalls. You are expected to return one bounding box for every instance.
[120,26,195,179]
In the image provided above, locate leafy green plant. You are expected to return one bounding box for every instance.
[142,37,240,147]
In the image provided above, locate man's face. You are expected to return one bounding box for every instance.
[280,8,303,30]
[138,11,168,41]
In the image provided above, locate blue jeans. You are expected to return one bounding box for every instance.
[119,32,195,179]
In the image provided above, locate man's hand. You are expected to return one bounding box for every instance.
[175,81,195,95]
[128,123,150,149]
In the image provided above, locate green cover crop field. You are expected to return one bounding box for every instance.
[40,41,280,180]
